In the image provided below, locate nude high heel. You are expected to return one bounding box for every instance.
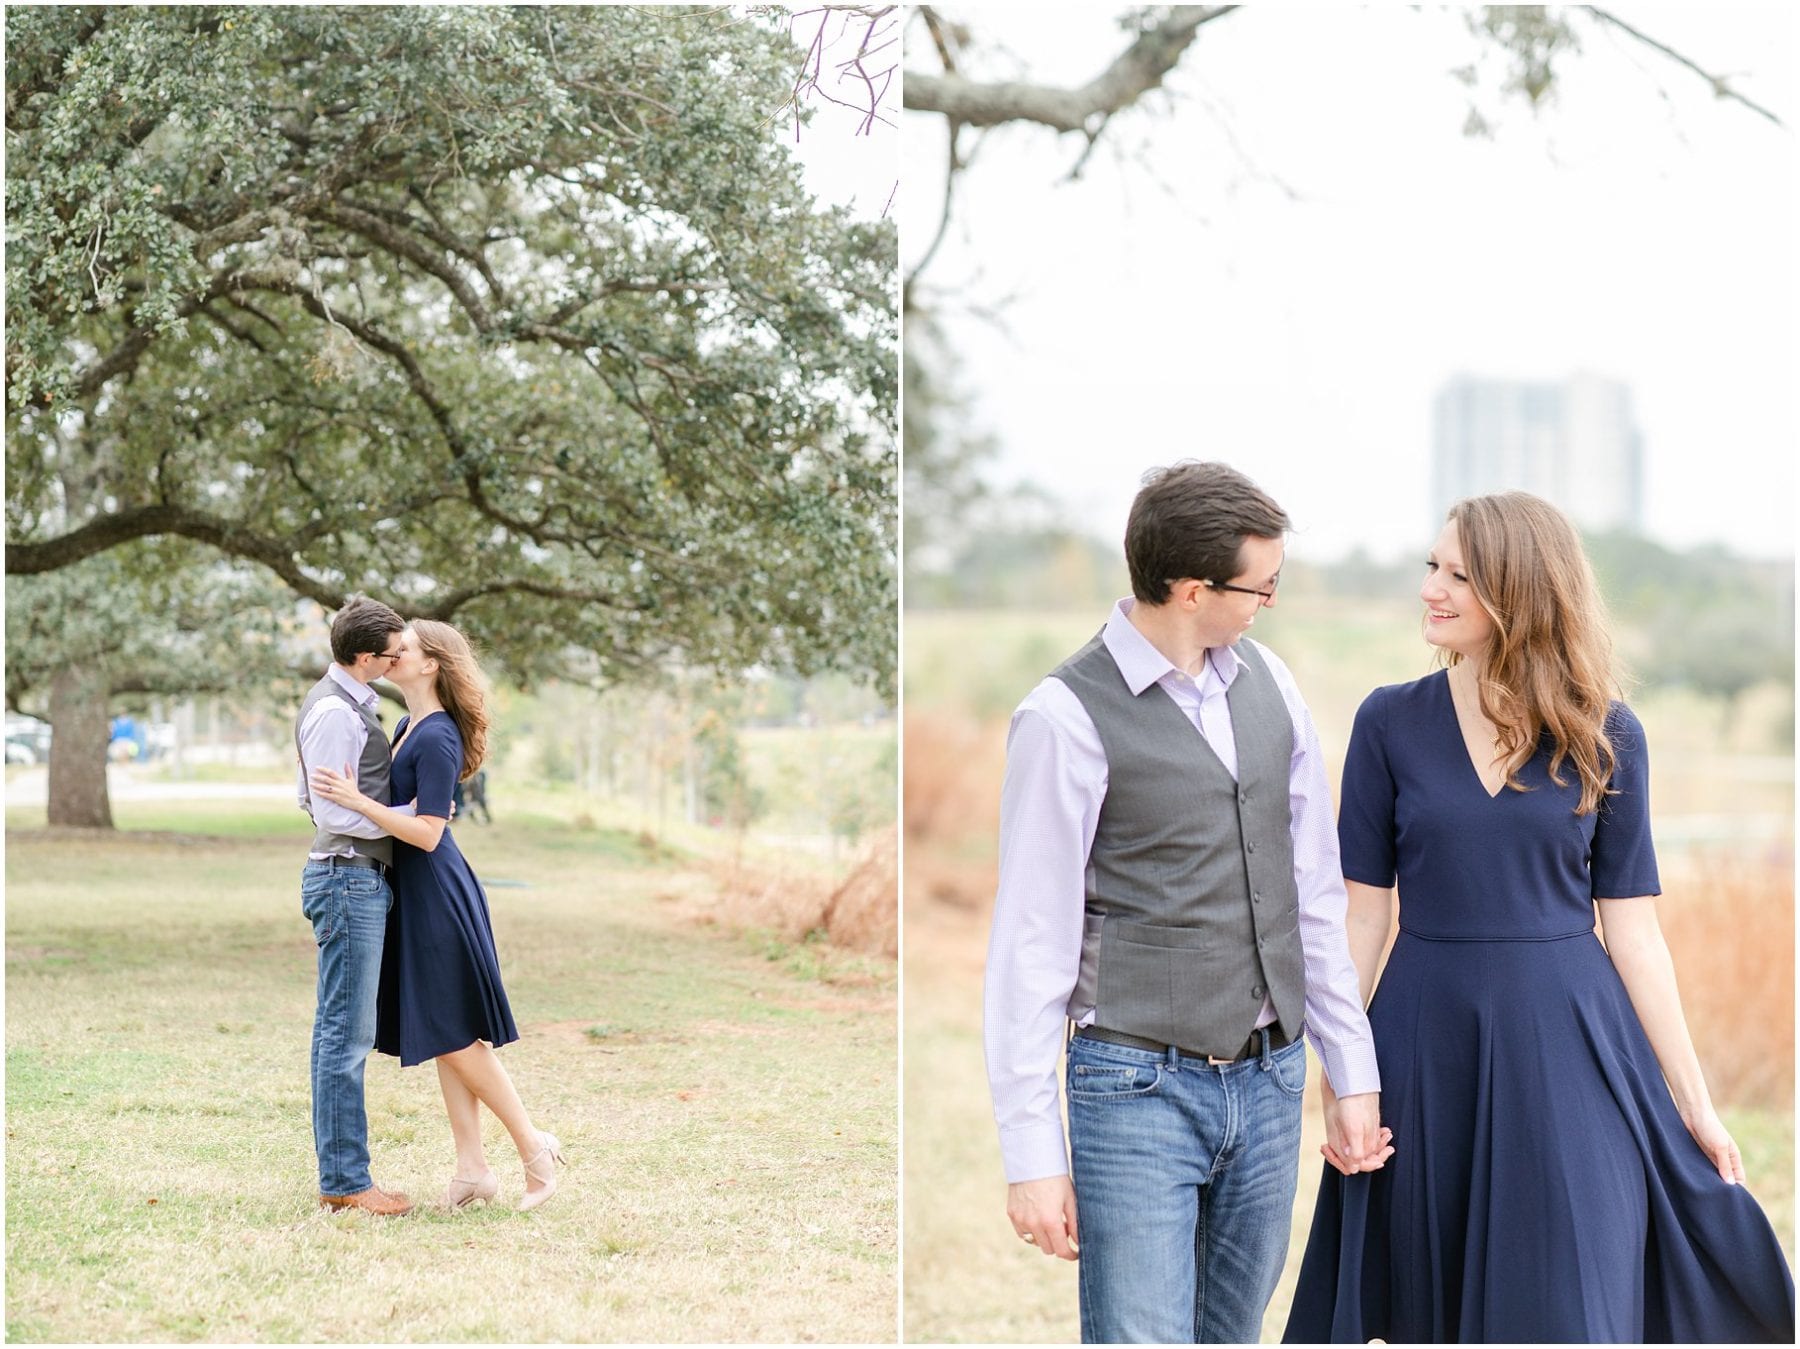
[518,1131,563,1212]
[443,1168,499,1209]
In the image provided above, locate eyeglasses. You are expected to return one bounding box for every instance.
[369,646,403,664]
[1205,576,1280,601]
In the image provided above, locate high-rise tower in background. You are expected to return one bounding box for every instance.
[1432,374,1646,535]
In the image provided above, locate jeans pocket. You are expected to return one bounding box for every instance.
[1266,1039,1308,1097]
[1068,1061,1163,1101]
[302,878,341,947]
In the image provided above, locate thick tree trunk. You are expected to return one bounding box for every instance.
[47,664,113,828]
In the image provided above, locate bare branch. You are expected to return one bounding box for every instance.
[902,6,1238,132]
[1586,7,1785,128]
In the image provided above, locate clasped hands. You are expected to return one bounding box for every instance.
[1320,1078,1394,1176]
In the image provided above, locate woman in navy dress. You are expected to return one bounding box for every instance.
[1284,493,1793,1343]
[312,619,563,1212]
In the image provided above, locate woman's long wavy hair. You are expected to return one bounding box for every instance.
[409,619,489,781]
[1439,492,1621,815]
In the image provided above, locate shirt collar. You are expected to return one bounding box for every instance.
[1102,597,1247,696]
[327,663,379,708]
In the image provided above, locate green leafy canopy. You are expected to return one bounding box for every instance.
[6,5,897,695]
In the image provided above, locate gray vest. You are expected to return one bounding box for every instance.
[1054,633,1305,1057]
[295,673,393,865]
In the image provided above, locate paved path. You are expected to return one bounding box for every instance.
[4,767,294,806]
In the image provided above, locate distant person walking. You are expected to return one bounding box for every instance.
[294,596,414,1216]
[312,619,561,1211]
[453,768,492,824]
[1284,493,1794,1342]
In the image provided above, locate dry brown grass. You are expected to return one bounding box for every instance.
[822,826,900,957]
[1659,849,1795,1108]
[694,829,898,958]
[902,713,1004,845]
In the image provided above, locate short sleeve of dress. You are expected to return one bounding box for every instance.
[1338,686,1398,888]
[1590,702,1662,899]
[414,719,462,820]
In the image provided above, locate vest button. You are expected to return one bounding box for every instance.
[1252,985,1265,999]
[1252,891,1262,903]
[1246,842,1256,854]
[1239,791,1249,805]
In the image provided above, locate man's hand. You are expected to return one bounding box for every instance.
[1007,1175,1079,1260]
[1320,1086,1394,1177]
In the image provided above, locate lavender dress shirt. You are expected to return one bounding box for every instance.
[295,664,413,858]
[984,600,1381,1183]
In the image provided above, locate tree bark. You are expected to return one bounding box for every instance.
[47,663,114,828]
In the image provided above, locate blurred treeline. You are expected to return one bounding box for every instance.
[491,672,894,853]
[906,506,1793,745]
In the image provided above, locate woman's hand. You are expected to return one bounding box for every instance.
[1316,1073,1395,1177]
[311,763,373,816]
[1680,1104,1746,1185]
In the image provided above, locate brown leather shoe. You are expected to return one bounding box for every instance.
[320,1184,414,1216]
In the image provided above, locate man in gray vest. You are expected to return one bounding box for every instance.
[295,596,415,1216]
[985,462,1390,1342]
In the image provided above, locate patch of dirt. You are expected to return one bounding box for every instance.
[5,946,80,963]
[531,1019,688,1047]
[8,828,295,849]
[762,993,893,1016]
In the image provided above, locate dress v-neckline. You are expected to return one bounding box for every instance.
[392,708,444,758]
[1440,670,1509,801]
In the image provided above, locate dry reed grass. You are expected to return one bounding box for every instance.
[902,712,1003,844]
[697,828,898,958]
[1659,849,1795,1108]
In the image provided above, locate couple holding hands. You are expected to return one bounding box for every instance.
[296,597,561,1218]
[986,462,1794,1343]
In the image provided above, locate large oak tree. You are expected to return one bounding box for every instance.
[6,6,897,825]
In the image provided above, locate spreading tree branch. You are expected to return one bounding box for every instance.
[902,6,1238,132]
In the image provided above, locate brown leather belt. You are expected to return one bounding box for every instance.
[1077,1023,1292,1066]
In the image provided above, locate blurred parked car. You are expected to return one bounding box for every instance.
[5,714,52,765]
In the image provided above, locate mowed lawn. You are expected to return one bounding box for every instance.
[5,804,896,1343]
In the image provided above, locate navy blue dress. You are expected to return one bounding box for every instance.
[374,713,518,1067]
[1285,672,1794,1343]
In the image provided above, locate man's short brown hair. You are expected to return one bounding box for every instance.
[329,596,404,666]
[1125,461,1290,605]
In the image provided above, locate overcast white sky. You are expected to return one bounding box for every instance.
[901,4,1798,564]
[782,8,901,222]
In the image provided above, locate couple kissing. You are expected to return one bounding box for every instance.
[296,597,560,1217]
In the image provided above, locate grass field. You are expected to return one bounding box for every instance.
[903,604,1795,1343]
[6,804,896,1343]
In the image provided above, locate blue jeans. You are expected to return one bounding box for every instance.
[1069,1032,1306,1344]
[301,860,391,1197]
